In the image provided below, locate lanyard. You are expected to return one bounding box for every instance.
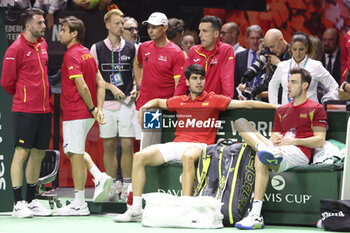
[111,43,121,75]
[287,57,308,102]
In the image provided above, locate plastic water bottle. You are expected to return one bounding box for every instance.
[284,127,296,138]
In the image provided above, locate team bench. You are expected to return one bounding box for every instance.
[143,109,349,226]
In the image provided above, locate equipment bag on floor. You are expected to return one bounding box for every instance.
[141,193,224,228]
[320,199,350,231]
[193,140,256,227]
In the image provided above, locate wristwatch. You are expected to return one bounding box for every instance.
[88,106,96,113]
[136,86,141,91]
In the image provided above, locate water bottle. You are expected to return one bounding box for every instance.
[284,127,296,138]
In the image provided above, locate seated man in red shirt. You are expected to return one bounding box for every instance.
[234,67,327,229]
[114,64,277,222]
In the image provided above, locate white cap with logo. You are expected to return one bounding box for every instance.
[142,12,168,26]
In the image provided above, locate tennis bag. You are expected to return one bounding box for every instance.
[193,140,256,227]
[320,199,350,231]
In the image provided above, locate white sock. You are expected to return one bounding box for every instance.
[255,142,269,152]
[74,190,85,205]
[133,196,142,211]
[251,200,263,216]
[89,166,102,180]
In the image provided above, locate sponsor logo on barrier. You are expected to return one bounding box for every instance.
[321,211,345,221]
[265,175,312,204]
[0,155,5,191]
[271,175,285,191]
[158,189,182,196]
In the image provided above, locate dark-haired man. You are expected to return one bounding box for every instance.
[114,64,277,223]
[234,67,327,229]
[1,8,52,218]
[175,15,235,98]
[56,16,112,216]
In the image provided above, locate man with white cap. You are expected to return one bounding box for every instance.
[134,12,186,148]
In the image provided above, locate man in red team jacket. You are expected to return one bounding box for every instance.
[175,15,235,98]
[1,8,53,218]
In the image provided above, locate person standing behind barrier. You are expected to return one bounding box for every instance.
[234,25,263,100]
[181,31,196,55]
[90,9,137,202]
[220,22,245,55]
[55,16,113,216]
[1,8,53,218]
[122,17,140,45]
[268,32,339,105]
[175,15,235,98]
[135,12,186,148]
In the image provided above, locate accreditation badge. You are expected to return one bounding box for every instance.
[110,73,124,86]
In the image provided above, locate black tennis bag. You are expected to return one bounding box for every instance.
[193,140,256,227]
[320,199,350,231]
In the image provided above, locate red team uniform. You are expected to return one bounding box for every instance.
[341,30,350,83]
[175,41,235,98]
[167,91,231,145]
[136,40,185,110]
[61,43,98,121]
[272,99,328,160]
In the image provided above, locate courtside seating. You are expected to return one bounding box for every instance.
[143,109,348,226]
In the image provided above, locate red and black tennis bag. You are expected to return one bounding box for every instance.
[193,140,256,227]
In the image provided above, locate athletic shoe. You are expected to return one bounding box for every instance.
[54,201,90,216]
[120,183,130,201]
[12,201,33,218]
[235,213,264,229]
[92,172,113,202]
[105,180,122,202]
[113,208,143,222]
[28,199,53,216]
[257,150,283,166]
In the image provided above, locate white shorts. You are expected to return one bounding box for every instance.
[275,145,309,173]
[148,142,207,162]
[62,118,95,154]
[99,102,135,138]
[133,110,142,140]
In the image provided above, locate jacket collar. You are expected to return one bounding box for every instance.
[20,32,44,47]
[183,91,209,102]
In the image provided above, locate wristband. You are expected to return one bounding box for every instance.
[88,106,96,113]
[342,83,348,92]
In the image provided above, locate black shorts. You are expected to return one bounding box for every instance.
[13,112,52,150]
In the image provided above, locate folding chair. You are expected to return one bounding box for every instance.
[35,150,62,209]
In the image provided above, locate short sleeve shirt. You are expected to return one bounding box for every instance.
[272,99,328,160]
[166,91,231,144]
[136,40,185,110]
[61,43,98,121]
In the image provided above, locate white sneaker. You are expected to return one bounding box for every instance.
[235,213,264,229]
[120,183,131,201]
[54,200,90,216]
[12,201,34,218]
[105,180,122,202]
[93,172,113,202]
[113,208,143,222]
[28,199,53,216]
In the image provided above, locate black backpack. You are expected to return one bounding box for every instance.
[193,140,256,226]
[320,199,350,231]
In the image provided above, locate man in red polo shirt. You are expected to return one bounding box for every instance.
[114,64,276,222]
[55,16,112,216]
[234,67,327,229]
[175,15,235,98]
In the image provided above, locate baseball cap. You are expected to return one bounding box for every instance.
[142,12,168,26]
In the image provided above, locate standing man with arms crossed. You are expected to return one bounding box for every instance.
[1,8,53,218]
[90,9,137,201]
[234,68,327,229]
[114,64,277,222]
[175,15,235,98]
[135,12,186,148]
[55,16,112,216]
